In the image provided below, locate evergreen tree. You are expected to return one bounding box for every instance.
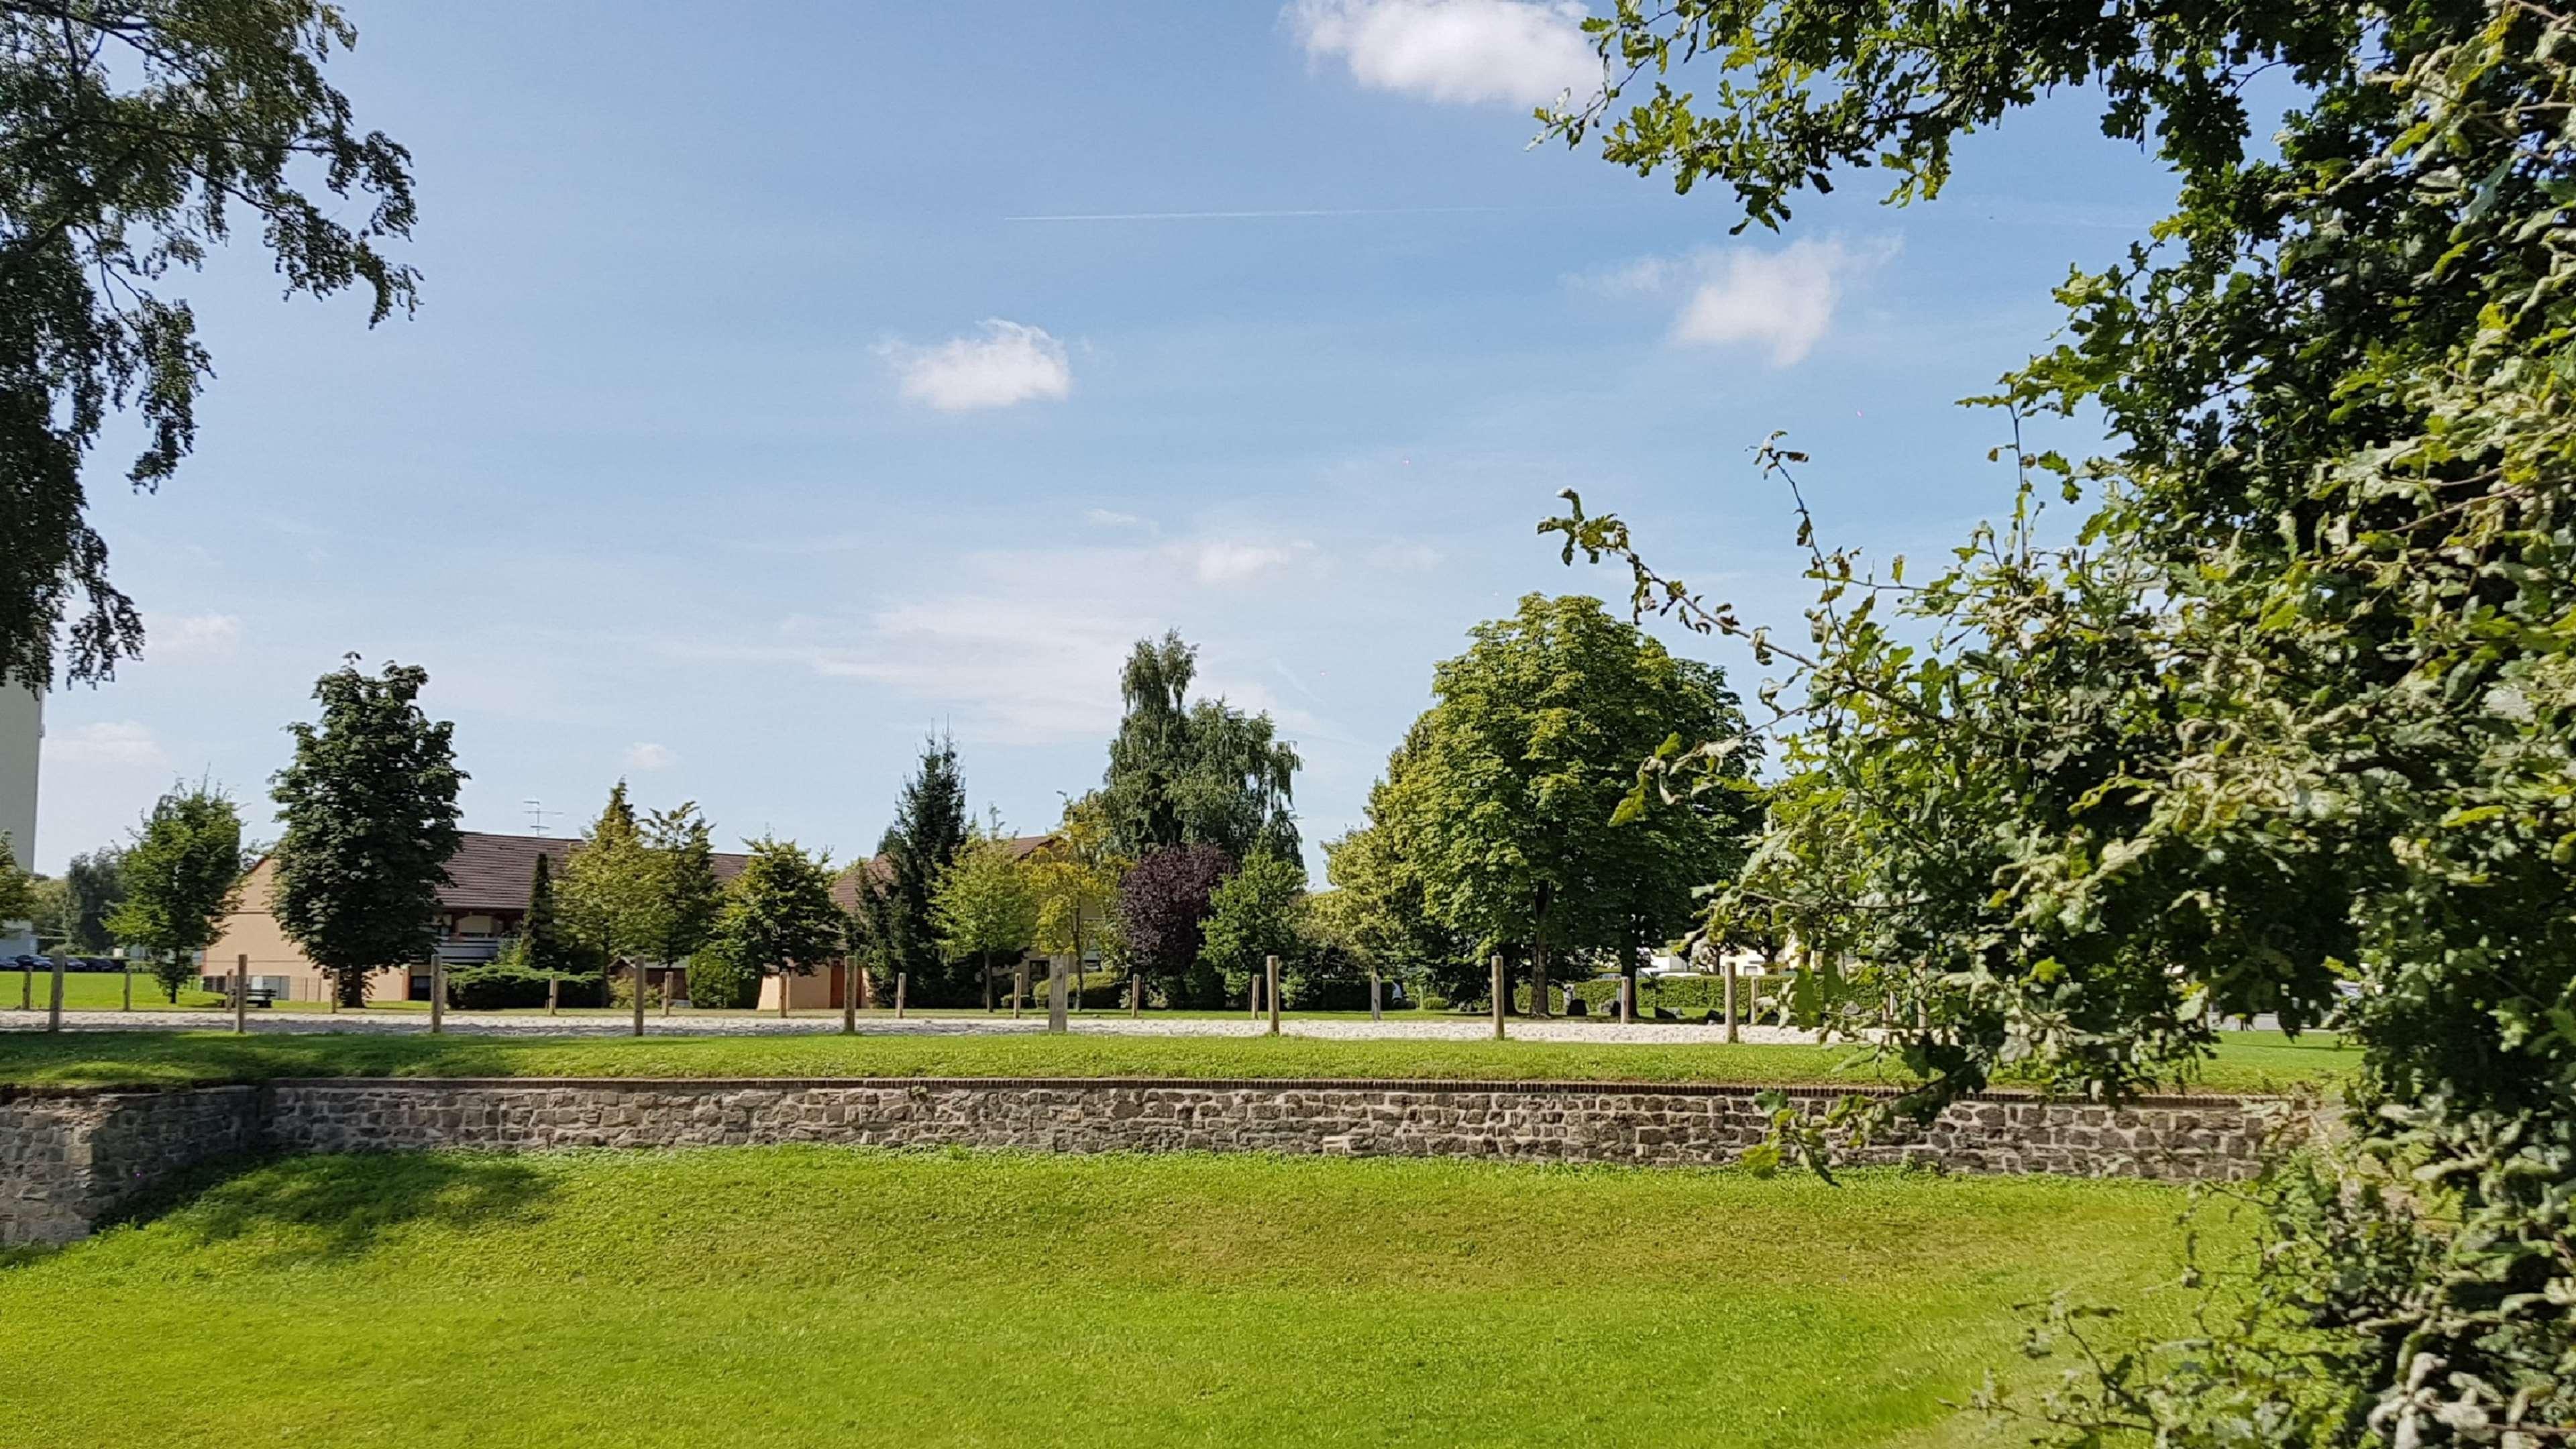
[269,658,466,1006]
[857,735,971,1003]
[1100,633,1301,862]
[110,784,246,1003]
[62,847,125,953]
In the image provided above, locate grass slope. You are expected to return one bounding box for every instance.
[0,1148,2217,1448]
[0,1028,2353,1093]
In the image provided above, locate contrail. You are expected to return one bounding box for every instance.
[1003,205,1527,223]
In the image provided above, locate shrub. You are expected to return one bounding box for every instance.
[443,962,554,1011]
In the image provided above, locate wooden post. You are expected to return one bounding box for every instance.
[1491,954,1506,1040]
[1130,973,1142,1017]
[1265,955,1281,1036]
[777,966,792,1020]
[234,953,249,1035]
[1012,961,1026,1020]
[17,960,27,1010]
[1369,968,1381,1022]
[121,962,131,1012]
[1724,955,1739,1042]
[1620,974,1634,1025]
[547,975,559,1016]
[894,971,907,1019]
[429,955,445,1035]
[46,953,65,1032]
[1047,955,1069,1034]
[842,961,857,1036]
[1248,971,1260,1021]
[631,958,645,1038]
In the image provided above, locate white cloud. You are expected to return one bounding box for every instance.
[802,597,1143,746]
[1585,237,1891,367]
[882,319,1073,413]
[1085,508,1148,529]
[144,612,242,663]
[1171,539,1311,585]
[623,742,678,771]
[48,721,171,768]
[1287,0,1597,106]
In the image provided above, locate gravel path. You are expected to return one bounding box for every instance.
[0,1008,1826,1046]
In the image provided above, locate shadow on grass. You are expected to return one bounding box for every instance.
[97,1150,558,1267]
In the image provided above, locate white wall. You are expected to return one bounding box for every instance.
[0,685,38,956]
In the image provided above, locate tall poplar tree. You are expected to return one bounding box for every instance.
[269,657,464,1006]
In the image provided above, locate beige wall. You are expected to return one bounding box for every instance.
[203,859,407,1003]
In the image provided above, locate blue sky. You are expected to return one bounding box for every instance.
[35,1,2194,875]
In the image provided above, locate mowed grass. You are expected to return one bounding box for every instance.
[2,967,223,1010]
[0,1027,2353,1094]
[0,1147,2222,1448]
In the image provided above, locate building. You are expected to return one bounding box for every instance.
[207,830,757,1004]
[205,827,1063,1010]
[0,685,39,959]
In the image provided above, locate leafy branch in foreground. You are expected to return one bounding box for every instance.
[1540,0,2576,1441]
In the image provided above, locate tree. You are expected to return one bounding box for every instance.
[269,658,464,1006]
[0,832,33,932]
[1027,793,1122,991]
[931,830,1036,1012]
[516,851,592,1014]
[635,803,723,1014]
[717,837,843,1019]
[1100,633,1301,861]
[62,847,124,953]
[558,783,649,1009]
[109,784,244,1002]
[25,874,67,948]
[1375,595,1754,1012]
[1539,1,2576,1437]
[854,735,971,1003]
[1115,843,1232,1008]
[1322,759,1477,1002]
[1199,850,1306,1006]
[0,4,417,691]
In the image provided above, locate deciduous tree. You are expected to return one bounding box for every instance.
[1100,633,1300,861]
[559,783,648,1009]
[1115,842,1232,1009]
[718,837,843,1019]
[269,658,463,1006]
[932,830,1036,1012]
[0,3,417,690]
[1540,0,2576,1435]
[109,784,244,1002]
[1199,850,1306,1006]
[62,847,123,953]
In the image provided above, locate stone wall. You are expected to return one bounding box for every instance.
[0,1085,260,1245]
[1,1077,2277,1244]
[266,1078,2270,1178]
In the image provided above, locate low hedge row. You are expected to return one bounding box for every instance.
[1511,974,1782,1020]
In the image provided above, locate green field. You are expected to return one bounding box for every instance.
[0,1026,2352,1093]
[0,1147,2220,1448]
[3,967,224,1011]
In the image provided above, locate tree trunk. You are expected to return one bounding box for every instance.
[780,967,792,1020]
[981,957,993,1012]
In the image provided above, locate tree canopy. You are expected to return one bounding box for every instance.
[61,846,124,953]
[268,658,462,1006]
[931,829,1037,1006]
[1541,0,2576,1438]
[1199,849,1307,1004]
[0,1,417,690]
[717,836,843,1014]
[1362,594,1755,1007]
[1100,632,1300,862]
[1116,842,1232,1009]
[109,782,243,1001]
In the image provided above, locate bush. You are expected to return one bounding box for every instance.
[687,951,757,1010]
[443,962,557,1011]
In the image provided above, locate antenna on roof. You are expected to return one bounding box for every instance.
[524,798,563,837]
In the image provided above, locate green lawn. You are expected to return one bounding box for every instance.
[0,1026,2353,1093]
[3,967,223,1011]
[0,1147,2221,1448]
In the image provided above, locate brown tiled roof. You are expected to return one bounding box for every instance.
[826,835,1056,915]
[437,831,751,914]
